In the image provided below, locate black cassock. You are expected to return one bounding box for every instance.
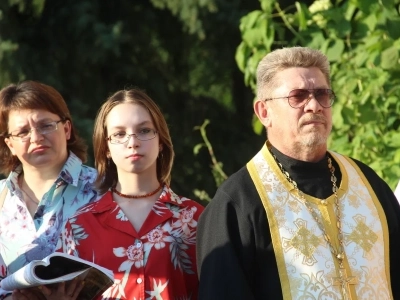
[197,146,400,300]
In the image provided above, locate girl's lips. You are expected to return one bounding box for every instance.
[127,153,142,157]
[127,154,143,160]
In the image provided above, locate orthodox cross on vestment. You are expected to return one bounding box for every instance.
[333,267,358,300]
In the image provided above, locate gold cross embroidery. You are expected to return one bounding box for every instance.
[333,267,358,300]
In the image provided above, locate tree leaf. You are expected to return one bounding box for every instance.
[326,39,345,61]
[295,2,308,31]
[235,42,249,72]
[193,143,205,155]
[381,45,399,69]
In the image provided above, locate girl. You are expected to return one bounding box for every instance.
[57,88,204,299]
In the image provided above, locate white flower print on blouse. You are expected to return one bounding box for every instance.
[114,242,144,271]
[102,278,126,300]
[145,224,174,250]
[172,206,198,236]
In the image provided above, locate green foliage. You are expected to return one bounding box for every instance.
[0,0,263,199]
[194,120,228,189]
[235,0,400,189]
[150,0,217,38]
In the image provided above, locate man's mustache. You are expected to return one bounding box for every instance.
[300,114,327,126]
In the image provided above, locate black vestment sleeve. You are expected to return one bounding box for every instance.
[197,167,283,300]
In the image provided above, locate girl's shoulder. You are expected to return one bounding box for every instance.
[167,187,205,213]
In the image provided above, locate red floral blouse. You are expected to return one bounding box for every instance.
[56,185,204,300]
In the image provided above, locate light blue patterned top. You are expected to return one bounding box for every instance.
[0,152,98,297]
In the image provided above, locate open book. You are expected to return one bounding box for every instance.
[0,252,114,300]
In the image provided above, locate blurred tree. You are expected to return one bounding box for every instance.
[0,0,264,200]
[235,0,400,189]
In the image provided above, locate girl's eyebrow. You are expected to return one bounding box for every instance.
[108,121,153,131]
[137,121,152,126]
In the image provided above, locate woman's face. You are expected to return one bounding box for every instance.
[106,103,161,179]
[5,109,71,170]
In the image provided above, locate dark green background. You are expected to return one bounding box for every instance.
[1,0,286,202]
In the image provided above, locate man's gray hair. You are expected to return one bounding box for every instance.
[256,47,331,100]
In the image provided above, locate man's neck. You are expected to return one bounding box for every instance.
[268,144,338,199]
[269,141,327,162]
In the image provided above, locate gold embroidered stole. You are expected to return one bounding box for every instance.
[247,144,393,300]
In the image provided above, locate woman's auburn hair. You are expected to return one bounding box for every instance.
[93,88,174,195]
[0,80,87,175]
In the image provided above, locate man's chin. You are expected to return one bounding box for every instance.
[300,133,328,147]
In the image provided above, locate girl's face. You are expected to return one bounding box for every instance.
[106,103,161,179]
[5,109,71,170]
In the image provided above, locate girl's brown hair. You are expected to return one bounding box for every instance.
[93,88,174,194]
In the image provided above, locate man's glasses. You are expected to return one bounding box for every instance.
[107,128,157,144]
[7,120,65,142]
[264,89,335,108]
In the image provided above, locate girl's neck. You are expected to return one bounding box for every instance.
[115,172,160,195]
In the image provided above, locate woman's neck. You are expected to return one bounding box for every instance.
[22,167,60,185]
[19,173,57,209]
[21,163,63,197]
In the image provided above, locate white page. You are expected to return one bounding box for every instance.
[0,252,113,291]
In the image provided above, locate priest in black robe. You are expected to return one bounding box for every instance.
[196,47,400,300]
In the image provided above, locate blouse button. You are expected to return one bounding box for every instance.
[137,278,143,284]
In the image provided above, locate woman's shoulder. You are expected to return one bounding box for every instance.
[63,153,98,185]
[80,165,98,180]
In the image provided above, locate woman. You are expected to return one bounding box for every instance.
[57,88,204,299]
[0,81,98,300]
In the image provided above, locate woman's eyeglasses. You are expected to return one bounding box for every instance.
[6,120,65,141]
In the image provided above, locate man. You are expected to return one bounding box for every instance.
[197,47,400,300]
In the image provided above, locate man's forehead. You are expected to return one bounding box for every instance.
[273,68,328,89]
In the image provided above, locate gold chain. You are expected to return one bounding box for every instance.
[272,154,346,265]
[272,152,358,299]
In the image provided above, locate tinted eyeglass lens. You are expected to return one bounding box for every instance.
[288,89,333,108]
[288,89,310,107]
[314,89,331,107]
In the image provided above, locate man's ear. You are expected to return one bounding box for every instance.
[254,100,272,128]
